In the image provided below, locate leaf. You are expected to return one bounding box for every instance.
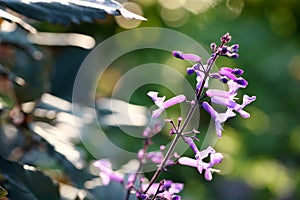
[0,8,37,33]
[0,155,60,200]
[0,186,8,197]
[0,0,147,25]
[27,120,95,188]
[0,28,43,60]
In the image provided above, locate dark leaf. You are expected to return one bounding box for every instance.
[0,28,43,60]
[0,155,60,200]
[0,0,146,25]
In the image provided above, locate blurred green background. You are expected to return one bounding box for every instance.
[1,0,300,199]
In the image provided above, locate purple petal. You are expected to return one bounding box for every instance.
[147,151,163,164]
[202,102,217,120]
[109,173,124,184]
[242,95,256,107]
[195,146,216,160]
[181,53,202,62]
[210,43,217,51]
[169,183,184,194]
[94,159,112,173]
[172,51,201,62]
[219,67,237,81]
[231,44,239,49]
[210,153,223,165]
[163,95,186,109]
[227,80,246,93]
[187,67,195,75]
[138,149,145,160]
[204,169,213,181]
[233,68,243,75]
[172,195,181,200]
[215,121,223,138]
[221,33,231,43]
[172,51,184,59]
[178,157,197,167]
[235,77,248,86]
[184,137,200,154]
[210,73,221,79]
[211,96,237,108]
[143,126,151,137]
[152,107,164,118]
[206,89,231,98]
[147,91,165,107]
[197,161,209,174]
[228,53,239,58]
[238,110,250,118]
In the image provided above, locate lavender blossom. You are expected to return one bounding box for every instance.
[205,65,256,122]
[93,159,124,185]
[178,146,223,181]
[147,91,186,118]
[202,102,236,138]
[172,51,201,62]
[138,148,175,166]
[141,180,184,199]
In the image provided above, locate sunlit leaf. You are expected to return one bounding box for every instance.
[0,8,37,33]
[27,122,96,188]
[0,0,147,25]
[0,186,8,197]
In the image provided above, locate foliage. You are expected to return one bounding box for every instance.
[0,0,300,200]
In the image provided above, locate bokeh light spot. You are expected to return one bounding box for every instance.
[244,159,295,198]
[266,7,297,37]
[240,106,270,135]
[160,7,190,27]
[288,54,300,80]
[289,126,300,152]
[226,0,244,18]
[215,127,242,156]
[184,0,220,14]
[159,0,185,10]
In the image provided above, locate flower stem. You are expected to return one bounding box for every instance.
[143,42,223,195]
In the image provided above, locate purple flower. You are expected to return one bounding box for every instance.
[183,137,200,155]
[206,66,256,119]
[172,51,202,62]
[207,94,256,118]
[142,122,162,137]
[138,149,175,166]
[178,146,223,181]
[202,102,236,138]
[221,33,231,44]
[210,43,217,51]
[219,67,247,86]
[141,180,184,199]
[147,91,186,118]
[93,159,124,185]
[196,69,209,90]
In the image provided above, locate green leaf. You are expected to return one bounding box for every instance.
[0,186,8,197]
[0,0,146,25]
[0,155,60,200]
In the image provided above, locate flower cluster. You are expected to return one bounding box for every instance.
[94,155,183,199]
[93,33,256,199]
